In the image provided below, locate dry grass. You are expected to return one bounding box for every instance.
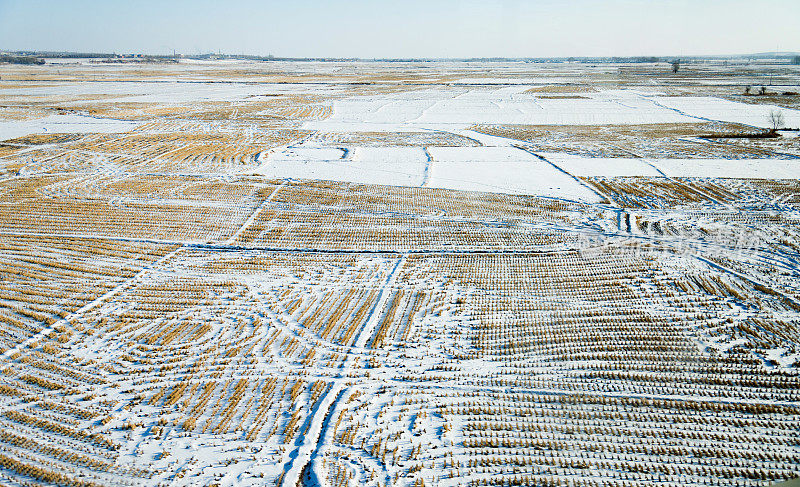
[472,122,783,159]
[0,60,798,487]
[309,131,481,147]
[584,176,740,208]
[1,133,85,146]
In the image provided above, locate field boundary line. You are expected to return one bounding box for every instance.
[421,147,433,187]
[225,180,287,245]
[354,255,406,350]
[280,255,405,487]
[513,144,615,206]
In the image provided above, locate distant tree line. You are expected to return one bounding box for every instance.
[0,55,44,65]
[19,52,112,58]
[98,57,179,64]
[4,50,799,64]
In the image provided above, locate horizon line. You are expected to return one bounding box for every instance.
[2,49,800,63]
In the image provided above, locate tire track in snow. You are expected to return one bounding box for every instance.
[225,180,287,245]
[693,254,800,311]
[639,94,728,125]
[513,144,614,205]
[683,134,800,160]
[603,142,731,207]
[353,255,405,350]
[406,90,468,124]
[2,230,613,255]
[0,245,184,370]
[603,142,669,177]
[637,93,774,132]
[280,382,344,487]
[300,387,348,487]
[421,147,433,188]
[280,255,405,487]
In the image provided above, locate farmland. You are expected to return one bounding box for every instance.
[0,59,798,487]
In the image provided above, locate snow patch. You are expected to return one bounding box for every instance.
[0,113,140,141]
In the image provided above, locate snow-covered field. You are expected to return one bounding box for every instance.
[303,87,703,131]
[424,146,601,200]
[0,60,798,487]
[257,147,429,187]
[654,95,800,129]
[545,153,800,179]
[256,146,602,201]
[0,113,141,140]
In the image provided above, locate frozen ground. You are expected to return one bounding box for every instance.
[256,146,602,201]
[545,153,800,179]
[0,60,798,487]
[0,113,141,140]
[256,147,428,187]
[303,87,701,132]
[653,95,800,129]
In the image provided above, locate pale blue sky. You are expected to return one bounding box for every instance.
[1,0,798,58]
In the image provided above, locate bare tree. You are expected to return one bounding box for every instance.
[671,60,680,73]
[759,85,767,95]
[768,110,785,132]
[744,85,751,95]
